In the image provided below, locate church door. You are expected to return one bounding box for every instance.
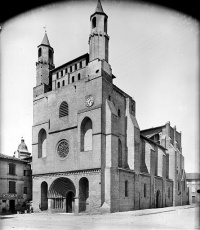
[156,190,161,208]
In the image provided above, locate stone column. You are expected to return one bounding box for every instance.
[74,197,79,214]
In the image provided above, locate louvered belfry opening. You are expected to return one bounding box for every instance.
[59,101,68,118]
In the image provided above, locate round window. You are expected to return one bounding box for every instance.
[57,140,69,158]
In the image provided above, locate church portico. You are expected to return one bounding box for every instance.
[32,168,101,213]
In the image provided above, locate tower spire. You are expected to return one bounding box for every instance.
[95,0,104,13]
[41,32,51,46]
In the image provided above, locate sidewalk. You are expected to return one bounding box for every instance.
[74,203,199,217]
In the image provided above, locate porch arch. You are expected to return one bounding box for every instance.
[79,177,89,212]
[48,177,76,213]
[41,181,48,211]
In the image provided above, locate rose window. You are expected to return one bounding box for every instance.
[57,140,69,158]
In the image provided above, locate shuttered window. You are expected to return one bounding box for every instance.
[59,101,68,118]
[9,181,16,193]
[9,163,16,175]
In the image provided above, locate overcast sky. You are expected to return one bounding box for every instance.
[1,0,199,173]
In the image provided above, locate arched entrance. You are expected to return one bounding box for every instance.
[79,177,89,212]
[48,177,76,213]
[41,181,48,211]
[156,190,162,208]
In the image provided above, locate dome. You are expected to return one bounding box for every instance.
[17,137,31,156]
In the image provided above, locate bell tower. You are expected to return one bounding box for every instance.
[36,33,54,86]
[89,0,109,63]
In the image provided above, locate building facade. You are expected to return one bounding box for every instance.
[186,173,200,204]
[32,0,188,213]
[0,138,32,214]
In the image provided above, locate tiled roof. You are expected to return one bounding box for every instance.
[0,153,30,163]
[186,173,200,180]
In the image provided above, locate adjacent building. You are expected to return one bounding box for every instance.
[141,122,189,206]
[186,173,200,204]
[32,0,188,213]
[0,138,32,214]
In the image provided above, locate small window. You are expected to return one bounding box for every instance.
[125,180,128,197]
[23,187,27,194]
[61,70,63,77]
[62,80,65,86]
[80,61,82,68]
[118,139,122,167]
[144,183,147,197]
[92,17,96,29]
[75,64,77,70]
[104,17,107,33]
[70,66,72,72]
[65,68,68,74]
[72,76,74,83]
[9,163,16,175]
[38,48,42,57]
[59,101,68,118]
[108,95,111,101]
[78,73,81,81]
[57,73,59,79]
[57,82,60,88]
[9,181,16,193]
[49,49,53,59]
[118,109,121,117]
[24,170,26,176]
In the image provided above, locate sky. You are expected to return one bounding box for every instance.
[0,0,199,173]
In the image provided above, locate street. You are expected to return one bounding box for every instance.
[0,204,199,230]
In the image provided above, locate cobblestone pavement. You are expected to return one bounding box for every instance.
[0,204,199,230]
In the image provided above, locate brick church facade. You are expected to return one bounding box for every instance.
[32,0,189,213]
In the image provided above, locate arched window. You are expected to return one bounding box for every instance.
[178,181,180,191]
[168,187,170,198]
[38,48,42,57]
[59,101,68,118]
[104,17,107,33]
[72,76,74,83]
[57,82,60,88]
[92,17,96,29]
[144,183,147,197]
[118,109,121,117]
[62,80,65,86]
[118,139,122,167]
[78,73,81,81]
[81,117,92,151]
[125,180,128,197]
[38,129,47,158]
[49,49,53,59]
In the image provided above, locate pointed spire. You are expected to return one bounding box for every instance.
[41,33,51,46]
[95,0,104,13]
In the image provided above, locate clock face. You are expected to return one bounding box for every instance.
[86,95,94,107]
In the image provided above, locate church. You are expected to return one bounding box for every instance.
[32,0,189,213]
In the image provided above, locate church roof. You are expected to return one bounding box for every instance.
[40,33,51,46]
[95,0,104,13]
